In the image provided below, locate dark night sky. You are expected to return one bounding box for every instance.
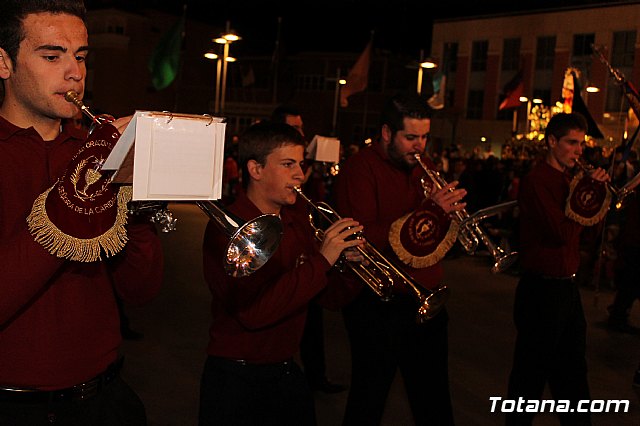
[86,0,637,55]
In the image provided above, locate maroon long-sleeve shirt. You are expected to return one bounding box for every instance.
[333,143,444,291]
[0,116,164,390]
[518,160,583,277]
[202,191,361,364]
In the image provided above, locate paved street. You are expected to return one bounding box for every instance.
[121,202,640,425]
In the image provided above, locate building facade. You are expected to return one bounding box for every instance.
[84,3,640,157]
[430,2,640,154]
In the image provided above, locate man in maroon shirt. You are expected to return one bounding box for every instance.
[199,121,363,425]
[506,112,610,425]
[334,91,467,425]
[0,1,164,424]
[271,104,346,394]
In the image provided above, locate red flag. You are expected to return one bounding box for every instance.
[499,70,524,110]
[340,40,372,107]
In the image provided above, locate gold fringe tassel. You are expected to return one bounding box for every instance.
[389,215,459,269]
[565,177,612,226]
[27,185,133,262]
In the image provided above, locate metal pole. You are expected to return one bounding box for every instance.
[332,68,341,136]
[526,100,532,134]
[214,57,222,114]
[417,49,424,94]
[221,42,230,114]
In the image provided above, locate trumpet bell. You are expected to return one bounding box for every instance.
[196,201,283,278]
[225,214,283,277]
[492,251,518,274]
[417,285,450,322]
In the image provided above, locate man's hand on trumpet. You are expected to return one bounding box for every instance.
[586,167,611,183]
[431,180,468,214]
[318,217,364,266]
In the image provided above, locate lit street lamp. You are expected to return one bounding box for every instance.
[204,23,240,115]
[519,96,543,134]
[416,50,437,95]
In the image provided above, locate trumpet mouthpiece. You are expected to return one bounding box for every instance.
[64,90,79,102]
[64,91,85,110]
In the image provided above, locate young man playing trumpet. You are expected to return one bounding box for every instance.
[200,121,363,425]
[0,1,164,424]
[506,112,610,425]
[334,91,467,425]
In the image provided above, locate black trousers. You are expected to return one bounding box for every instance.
[0,377,146,426]
[300,301,327,384]
[198,356,315,426]
[506,275,591,426]
[342,290,454,426]
[608,246,640,323]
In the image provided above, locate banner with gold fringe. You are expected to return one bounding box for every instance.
[27,123,132,262]
[389,203,457,268]
[565,172,612,226]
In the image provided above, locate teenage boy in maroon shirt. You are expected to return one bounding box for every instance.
[507,112,610,425]
[200,121,363,425]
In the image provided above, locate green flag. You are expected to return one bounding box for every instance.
[148,16,185,90]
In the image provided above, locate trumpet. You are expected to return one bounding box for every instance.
[574,158,640,210]
[65,90,282,277]
[415,153,518,274]
[294,186,449,322]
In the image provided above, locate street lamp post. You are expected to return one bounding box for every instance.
[416,50,437,95]
[519,96,543,135]
[205,22,240,116]
[204,51,222,114]
[220,41,231,113]
[331,68,346,135]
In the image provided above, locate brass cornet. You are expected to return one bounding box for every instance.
[65,90,283,277]
[415,153,518,274]
[574,158,640,211]
[294,186,449,322]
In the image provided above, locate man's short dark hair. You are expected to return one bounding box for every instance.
[0,0,86,67]
[380,91,433,135]
[545,112,588,145]
[239,121,305,189]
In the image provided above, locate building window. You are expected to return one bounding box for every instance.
[612,31,636,68]
[535,36,556,70]
[502,38,521,71]
[471,40,488,72]
[443,42,458,72]
[295,74,324,91]
[603,31,635,113]
[466,90,484,119]
[572,33,595,75]
[573,33,595,57]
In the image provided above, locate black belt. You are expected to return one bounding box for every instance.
[209,356,295,373]
[0,357,123,404]
[523,272,576,282]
